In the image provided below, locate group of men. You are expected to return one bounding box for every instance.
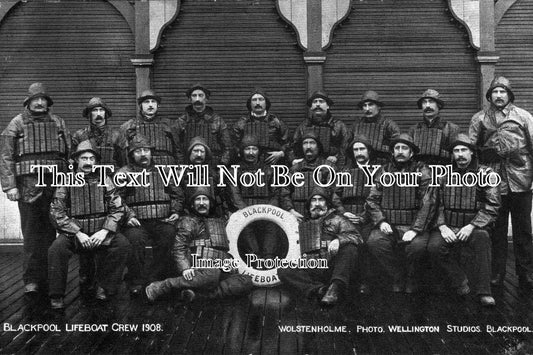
[1,76,532,310]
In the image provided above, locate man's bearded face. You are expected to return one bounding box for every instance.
[310,98,329,121]
[132,147,152,167]
[190,89,207,113]
[309,195,328,219]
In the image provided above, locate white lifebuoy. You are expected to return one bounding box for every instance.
[226,204,300,287]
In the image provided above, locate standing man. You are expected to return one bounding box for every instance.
[292,90,349,166]
[145,187,253,302]
[470,76,533,289]
[0,82,70,297]
[428,134,499,306]
[176,83,232,166]
[278,187,361,307]
[366,134,436,293]
[232,88,290,165]
[350,91,400,164]
[48,141,130,309]
[409,89,459,165]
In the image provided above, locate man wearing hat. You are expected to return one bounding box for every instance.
[470,76,533,289]
[427,133,499,306]
[119,89,182,165]
[351,90,400,164]
[292,90,349,166]
[232,88,290,165]
[118,134,183,295]
[72,97,122,167]
[48,140,130,309]
[176,83,232,166]
[145,186,253,302]
[366,133,436,293]
[0,82,70,296]
[409,89,459,165]
[278,186,362,307]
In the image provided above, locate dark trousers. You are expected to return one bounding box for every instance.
[355,222,373,284]
[161,269,253,298]
[278,244,358,297]
[428,229,492,295]
[367,227,429,284]
[48,233,130,297]
[240,220,280,258]
[18,194,56,287]
[123,220,175,285]
[493,191,533,278]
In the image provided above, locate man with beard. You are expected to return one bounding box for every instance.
[229,135,281,258]
[232,88,290,165]
[350,91,400,164]
[118,134,183,295]
[366,134,436,293]
[278,187,361,307]
[0,82,70,298]
[470,76,533,289]
[48,141,130,309]
[428,134,498,306]
[409,89,459,165]
[176,83,232,166]
[119,89,181,165]
[280,131,343,222]
[292,90,349,166]
[72,97,122,167]
[144,187,253,302]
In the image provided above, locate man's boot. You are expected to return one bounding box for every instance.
[321,281,342,307]
[145,279,172,302]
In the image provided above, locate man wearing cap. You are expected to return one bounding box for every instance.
[232,88,290,165]
[118,134,183,295]
[428,133,499,306]
[176,83,232,166]
[409,89,459,165]
[119,89,182,165]
[469,76,533,289]
[48,140,130,309]
[280,131,343,222]
[366,133,436,293]
[0,82,70,296]
[292,90,349,166]
[351,90,400,164]
[229,134,281,258]
[145,186,253,302]
[278,186,362,307]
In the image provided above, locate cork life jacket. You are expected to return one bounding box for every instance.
[124,170,172,220]
[342,168,371,215]
[190,218,230,260]
[69,177,107,235]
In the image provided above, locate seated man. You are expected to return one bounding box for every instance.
[278,187,362,307]
[145,187,253,302]
[48,140,130,309]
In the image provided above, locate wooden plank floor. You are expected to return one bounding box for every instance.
[1,249,533,354]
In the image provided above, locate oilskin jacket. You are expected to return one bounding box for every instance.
[228,159,279,210]
[469,103,533,193]
[310,209,363,247]
[350,113,400,150]
[232,112,290,157]
[72,125,123,167]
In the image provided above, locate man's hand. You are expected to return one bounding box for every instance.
[439,225,457,243]
[164,213,179,223]
[6,188,20,201]
[328,239,340,256]
[402,230,417,242]
[90,229,109,248]
[265,151,284,164]
[289,209,304,223]
[326,156,337,164]
[127,217,141,227]
[457,224,475,241]
[76,231,92,249]
[182,268,195,281]
[291,158,303,166]
[343,212,363,225]
[379,221,393,235]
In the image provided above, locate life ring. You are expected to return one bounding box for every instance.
[226,204,300,287]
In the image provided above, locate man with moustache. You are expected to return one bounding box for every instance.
[48,141,130,309]
[0,82,70,297]
[119,89,181,165]
[176,83,232,166]
[470,76,533,289]
[428,134,498,306]
[278,187,362,307]
[409,89,459,165]
[350,91,400,164]
[232,88,290,165]
[118,134,183,295]
[144,187,253,302]
[292,90,349,166]
[366,134,435,293]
